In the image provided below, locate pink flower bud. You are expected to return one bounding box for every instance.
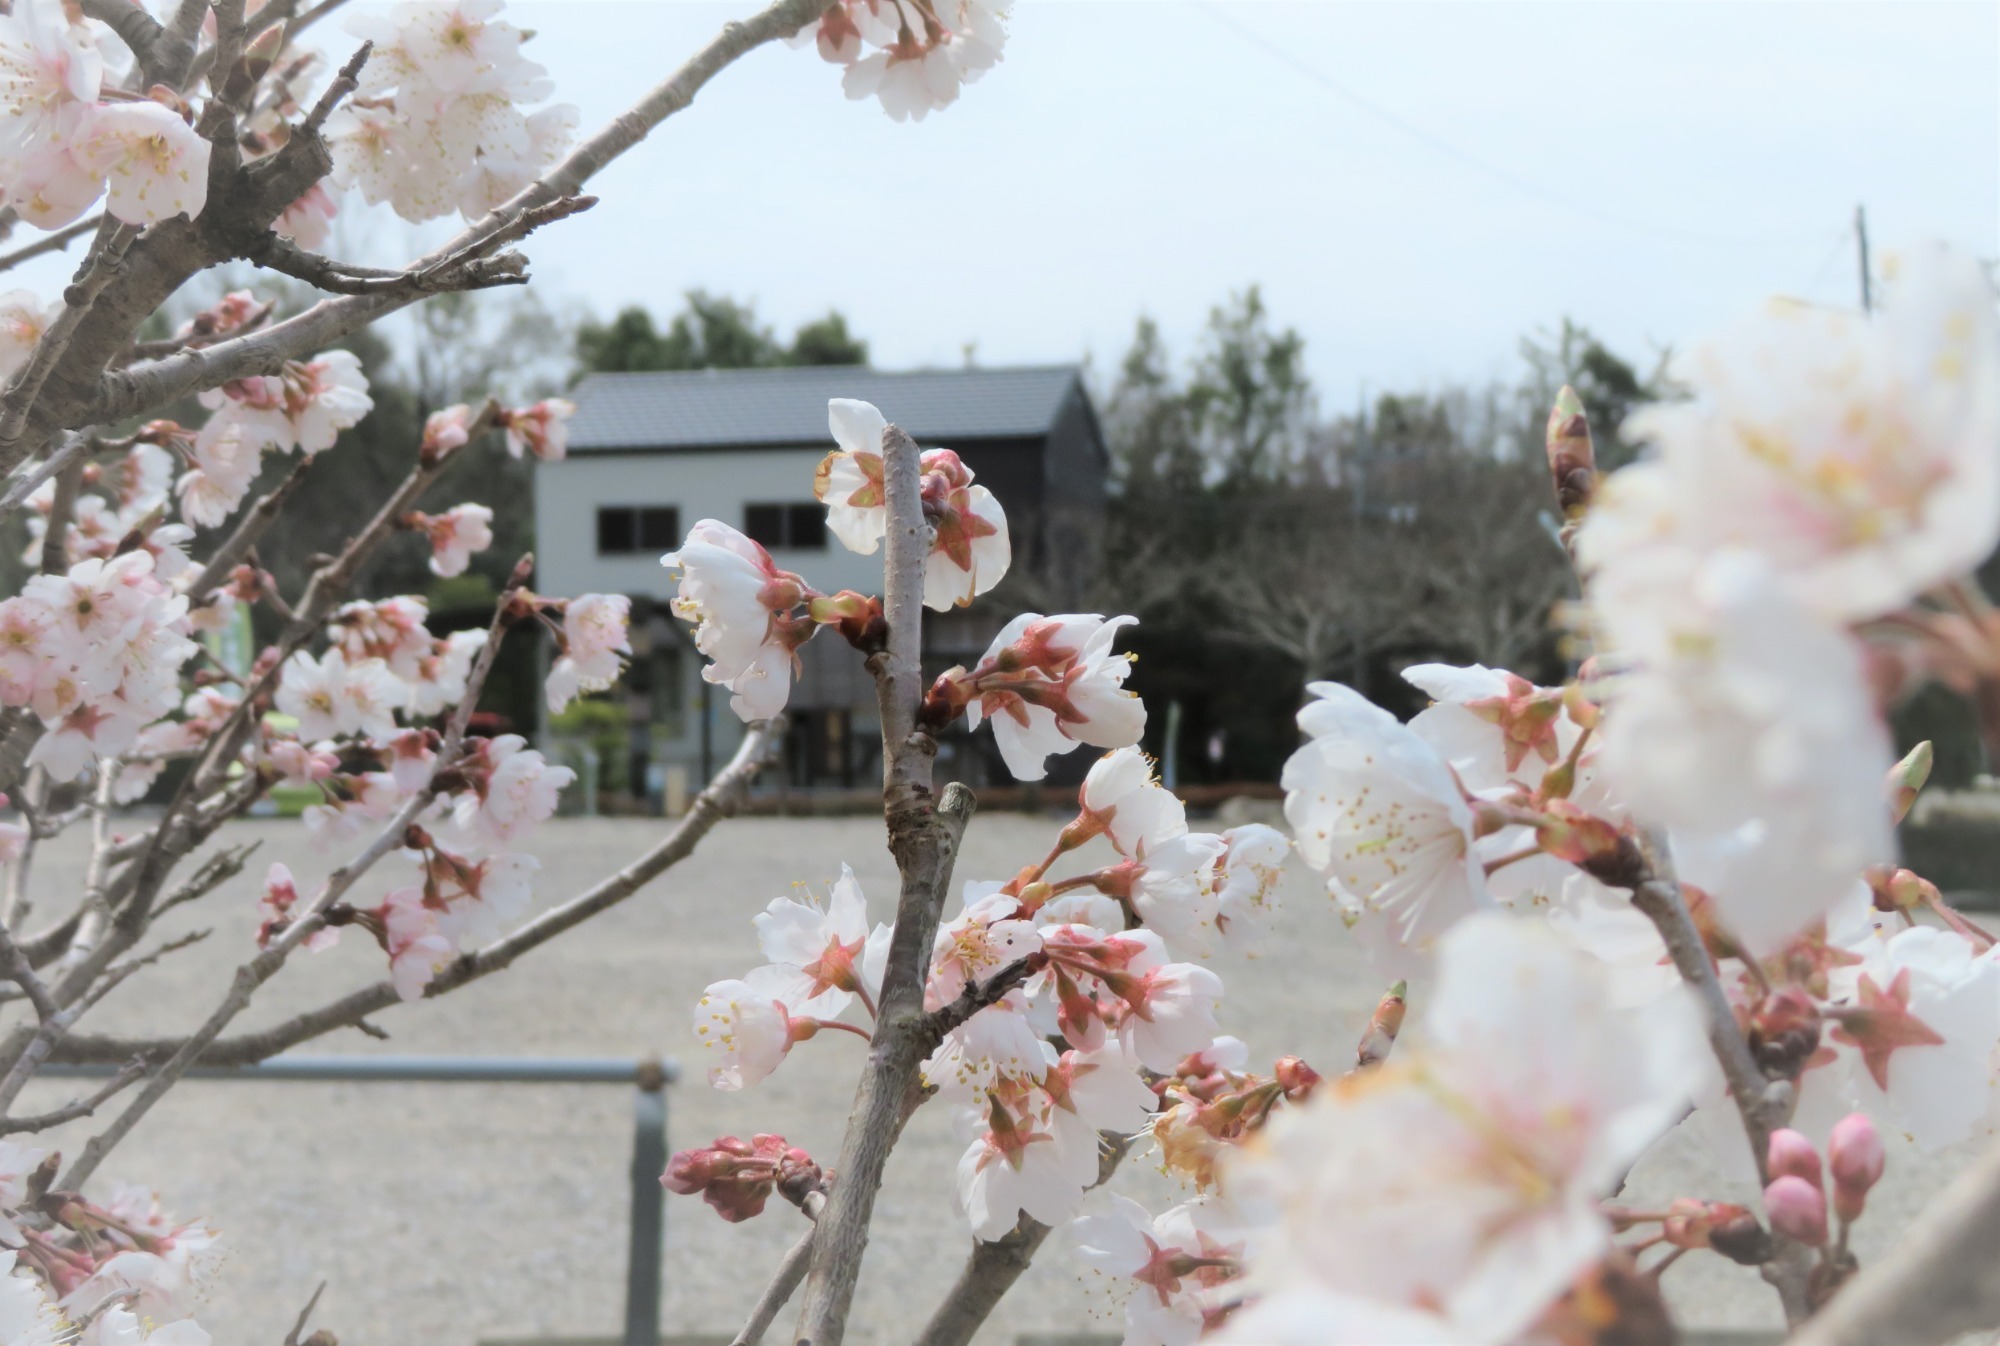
[1764,1174,1829,1246]
[1829,1113,1886,1224]
[1767,1128,1824,1188]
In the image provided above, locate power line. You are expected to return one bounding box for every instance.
[1194,1,1822,251]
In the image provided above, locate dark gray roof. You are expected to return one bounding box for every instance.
[566,365,1083,451]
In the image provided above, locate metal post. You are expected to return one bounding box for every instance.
[624,1058,669,1346]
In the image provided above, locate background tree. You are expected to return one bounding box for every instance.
[574,290,867,374]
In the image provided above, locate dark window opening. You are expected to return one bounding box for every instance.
[743,502,827,550]
[598,505,679,555]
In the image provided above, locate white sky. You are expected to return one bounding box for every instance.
[17,1,2000,405]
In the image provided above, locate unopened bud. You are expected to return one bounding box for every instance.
[1274,1055,1323,1100]
[1828,1113,1885,1224]
[1564,664,1603,731]
[1545,385,1596,521]
[1767,1129,1823,1188]
[1887,741,1933,825]
[1353,981,1407,1071]
[1764,1174,1829,1246]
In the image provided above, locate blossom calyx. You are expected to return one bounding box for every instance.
[809,589,886,653]
[1747,988,1823,1078]
[1703,1206,1774,1266]
[1545,384,1597,522]
[1534,801,1644,889]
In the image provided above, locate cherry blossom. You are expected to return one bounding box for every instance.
[944,612,1146,781]
[274,180,337,248]
[1072,1194,1243,1346]
[663,520,818,721]
[694,966,816,1091]
[1788,924,2000,1151]
[406,503,494,578]
[1580,243,2000,623]
[200,350,373,458]
[0,1251,65,1346]
[545,592,632,714]
[331,1,575,224]
[926,890,1039,1011]
[952,1085,1094,1240]
[377,885,453,1002]
[753,864,877,1017]
[87,1308,211,1346]
[808,0,1012,122]
[923,989,1046,1098]
[330,596,432,683]
[275,648,403,742]
[0,290,49,382]
[815,399,1012,608]
[816,398,890,552]
[1222,915,1703,1342]
[255,862,337,952]
[406,627,490,718]
[73,99,211,225]
[1209,823,1290,953]
[498,398,575,461]
[448,735,575,847]
[1595,549,1896,954]
[1282,680,1488,961]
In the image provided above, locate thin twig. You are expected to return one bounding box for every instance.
[0,216,102,278]
[281,1281,328,1346]
[0,1059,144,1135]
[732,1191,825,1346]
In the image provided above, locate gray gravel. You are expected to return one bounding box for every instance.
[7,813,1982,1344]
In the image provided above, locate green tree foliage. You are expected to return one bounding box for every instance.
[574,292,868,375]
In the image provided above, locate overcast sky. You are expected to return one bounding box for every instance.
[20,0,1998,407]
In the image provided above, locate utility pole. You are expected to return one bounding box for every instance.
[1855,204,1874,314]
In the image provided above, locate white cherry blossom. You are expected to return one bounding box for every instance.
[960,613,1145,781]
[1282,681,1488,959]
[663,519,816,721]
[74,99,211,225]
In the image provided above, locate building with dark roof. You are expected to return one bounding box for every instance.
[534,364,1108,797]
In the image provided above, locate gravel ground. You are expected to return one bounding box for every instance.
[7,812,1983,1344]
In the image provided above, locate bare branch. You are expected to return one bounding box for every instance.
[281,1281,328,1346]
[302,41,372,134]
[250,234,532,297]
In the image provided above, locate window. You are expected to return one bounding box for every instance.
[743,502,827,550]
[597,505,679,555]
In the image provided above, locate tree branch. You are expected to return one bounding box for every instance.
[797,423,966,1346]
[733,1191,825,1346]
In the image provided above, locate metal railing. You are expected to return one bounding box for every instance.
[42,1054,678,1346]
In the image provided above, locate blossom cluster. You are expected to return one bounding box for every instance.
[0,1142,216,1345]
[0,0,212,228]
[329,0,578,223]
[682,746,1294,1252]
[790,0,1010,122]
